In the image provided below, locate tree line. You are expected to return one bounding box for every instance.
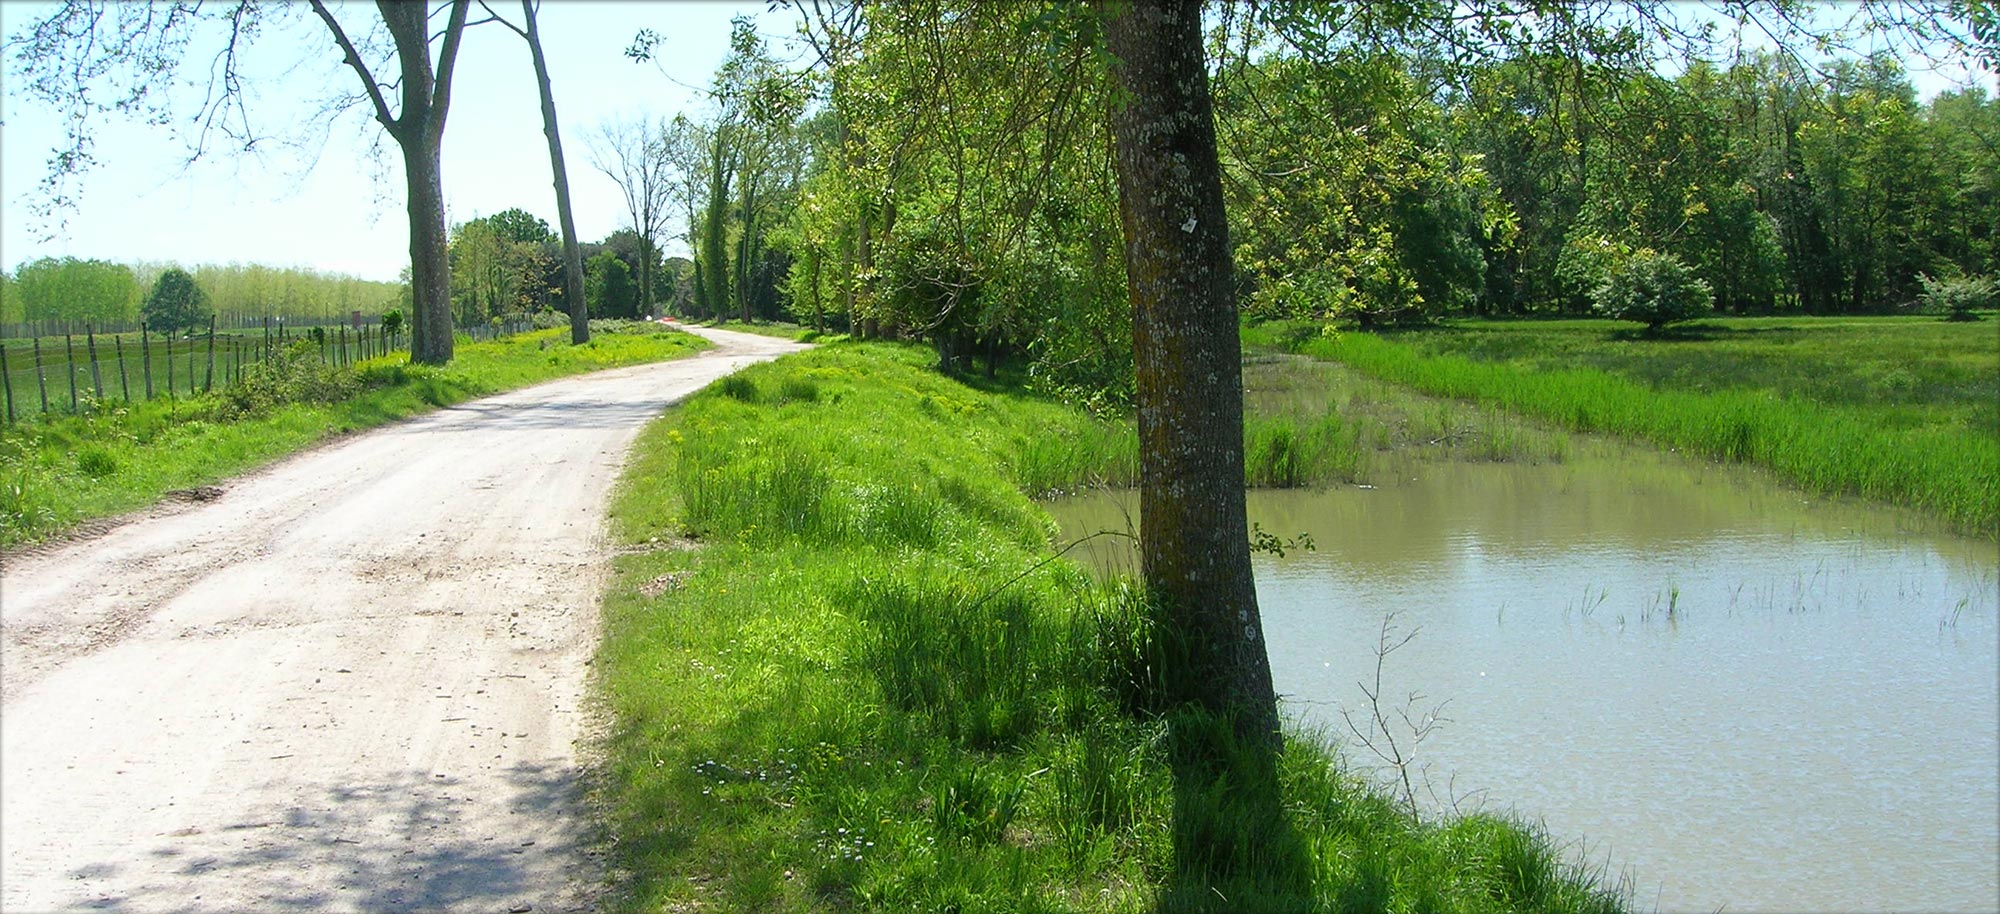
[572,8,1995,401]
[0,259,407,335]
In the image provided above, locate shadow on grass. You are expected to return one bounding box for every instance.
[1156,706,1315,914]
[1603,321,1805,342]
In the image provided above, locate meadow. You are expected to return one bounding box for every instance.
[1254,316,2000,537]
[594,342,1627,913]
[0,322,707,547]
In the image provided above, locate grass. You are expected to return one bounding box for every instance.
[1,326,406,416]
[0,323,708,547]
[1253,316,2000,537]
[594,340,1629,913]
[702,317,833,343]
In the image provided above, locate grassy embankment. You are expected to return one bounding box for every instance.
[0,322,708,547]
[595,341,1626,913]
[1251,316,2000,537]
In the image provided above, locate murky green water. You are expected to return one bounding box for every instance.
[1048,447,1999,913]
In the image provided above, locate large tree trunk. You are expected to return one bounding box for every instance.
[1103,0,1278,743]
[369,0,468,366]
[1101,4,1299,892]
[519,0,588,344]
[400,124,454,365]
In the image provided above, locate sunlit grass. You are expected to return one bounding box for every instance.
[1266,317,1999,537]
[0,325,709,547]
[595,341,1630,913]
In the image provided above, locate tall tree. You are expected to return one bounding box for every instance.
[482,0,590,343]
[1102,0,1276,740]
[589,116,676,319]
[142,267,212,335]
[310,2,469,363]
[10,0,474,364]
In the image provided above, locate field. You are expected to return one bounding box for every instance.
[1259,316,2000,537]
[0,323,408,420]
[0,323,706,547]
[594,342,1626,913]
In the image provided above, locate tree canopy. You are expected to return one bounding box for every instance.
[141,267,212,334]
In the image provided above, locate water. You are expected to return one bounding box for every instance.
[1048,448,1999,914]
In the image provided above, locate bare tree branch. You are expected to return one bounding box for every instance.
[309,0,396,131]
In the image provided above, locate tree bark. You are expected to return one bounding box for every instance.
[400,128,454,364]
[1102,0,1279,745]
[331,0,469,367]
[519,0,589,344]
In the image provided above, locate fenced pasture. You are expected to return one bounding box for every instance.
[0,318,412,422]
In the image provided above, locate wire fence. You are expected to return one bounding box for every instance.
[2,319,388,423]
[1,315,544,424]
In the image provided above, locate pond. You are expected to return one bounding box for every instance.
[1047,445,1999,913]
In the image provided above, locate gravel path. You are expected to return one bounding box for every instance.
[0,326,805,913]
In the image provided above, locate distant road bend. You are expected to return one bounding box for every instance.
[0,326,807,913]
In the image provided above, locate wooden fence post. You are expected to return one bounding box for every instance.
[141,329,154,401]
[115,336,130,402]
[1,342,15,423]
[34,337,49,415]
[86,324,105,402]
[64,333,79,413]
[205,316,217,392]
[166,333,176,401]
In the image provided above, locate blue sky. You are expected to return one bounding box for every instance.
[0,1,805,281]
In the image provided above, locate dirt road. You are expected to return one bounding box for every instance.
[0,326,806,912]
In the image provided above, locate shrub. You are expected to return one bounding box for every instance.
[1917,273,1995,321]
[1592,249,1713,332]
[216,340,361,419]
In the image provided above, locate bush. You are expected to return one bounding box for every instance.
[1592,249,1713,332]
[1917,273,1994,321]
[215,340,361,419]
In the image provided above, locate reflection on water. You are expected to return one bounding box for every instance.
[1048,447,1999,914]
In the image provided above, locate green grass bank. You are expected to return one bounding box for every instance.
[0,322,708,548]
[594,342,1626,913]
[1251,317,2000,537]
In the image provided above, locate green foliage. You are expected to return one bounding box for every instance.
[449,214,558,326]
[483,207,557,245]
[780,4,1129,399]
[10,256,141,325]
[587,249,639,319]
[380,308,405,339]
[141,267,212,335]
[1591,250,1714,331]
[0,272,19,325]
[188,263,405,327]
[1219,53,1494,327]
[1918,273,1996,320]
[596,343,1629,913]
[215,340,361,420]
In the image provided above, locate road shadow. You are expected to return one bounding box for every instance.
[45,762,597,913]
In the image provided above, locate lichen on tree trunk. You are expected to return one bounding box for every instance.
[1102,0,1279,745]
